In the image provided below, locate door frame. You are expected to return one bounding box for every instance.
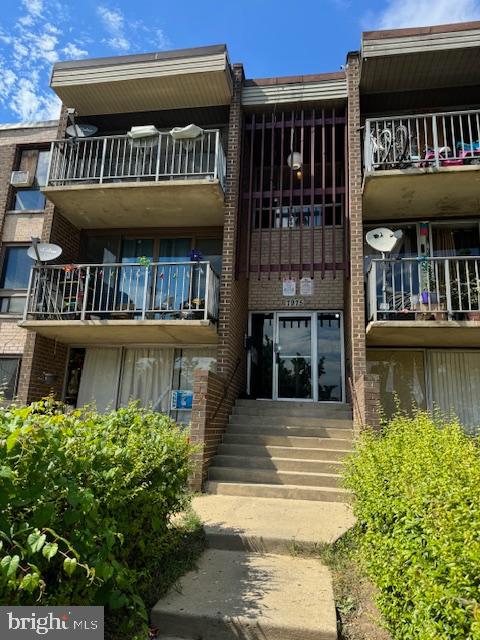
[247,310,345,402]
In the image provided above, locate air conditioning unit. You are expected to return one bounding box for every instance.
[10,170,34,187]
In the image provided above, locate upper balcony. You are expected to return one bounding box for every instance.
[363,109,480,219]
[366,256,480,347]
[43,129,226,228]
[20,261,219,345]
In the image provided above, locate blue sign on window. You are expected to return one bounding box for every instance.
[171,390,193,410]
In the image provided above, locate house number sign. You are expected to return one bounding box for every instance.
[285,298,305,307]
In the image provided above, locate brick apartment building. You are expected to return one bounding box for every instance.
[1,23,480,488]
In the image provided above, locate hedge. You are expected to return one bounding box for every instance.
[344,411,480,640]
[0,399,194,637]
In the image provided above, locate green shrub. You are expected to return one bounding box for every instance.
[344,411,480,640]
[0,399,194,637]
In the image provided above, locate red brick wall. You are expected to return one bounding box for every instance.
[17,334,68,404]
[190,368,230,490]
[352,372,381,432]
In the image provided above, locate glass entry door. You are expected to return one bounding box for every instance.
[248,311,344,402]
[275,313,313,400]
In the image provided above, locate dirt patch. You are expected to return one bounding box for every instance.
[293,529,390,640]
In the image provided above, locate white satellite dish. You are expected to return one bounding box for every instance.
[66,124,98,138]
[27,243,62,262]
[365,228,403,255]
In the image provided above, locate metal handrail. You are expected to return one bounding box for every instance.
[366,256,480,321]
[24,261,220,323]
[47,129,226,189]
[364,108,480,171]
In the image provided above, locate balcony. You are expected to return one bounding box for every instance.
[366,256,480,347]
[42,130,226,228]
[363,109,480,219]
[20,261,219,345]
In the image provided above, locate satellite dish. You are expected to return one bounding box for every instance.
[27,243,63,262]
[66,124,98,138]
[366,228,403,255]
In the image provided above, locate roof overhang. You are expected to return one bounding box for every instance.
[360,22,480,94]
[51,45,233,115]
[242,72,347,107]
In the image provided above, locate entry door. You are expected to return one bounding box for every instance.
[274,313,314,400]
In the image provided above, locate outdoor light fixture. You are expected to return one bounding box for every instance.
[287,152,303,170]
[42,372,59,386]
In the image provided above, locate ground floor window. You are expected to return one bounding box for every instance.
[65,346,216,420]
[367,349,480,434]
[248,311,344,402]
[0,357,21,401]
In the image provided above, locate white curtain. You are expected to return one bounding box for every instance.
[77,347,122,412]
[429,351,480,435]
[119,348,174,412]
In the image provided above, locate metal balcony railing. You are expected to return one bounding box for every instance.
[367,256,480,322]
[364,109,480,172]
[24,261,220,322]
[46,130,226,188]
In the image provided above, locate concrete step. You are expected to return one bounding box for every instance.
[151,549,337,640]
[231,412,353,426]
[227,422,353,439]
[206,481,351,502]
[208,466,342,488]
[235,399,351,413]
[211,454,343,474]
[192,494,356,554]
[223,432,354,450]
[217,442,351,460]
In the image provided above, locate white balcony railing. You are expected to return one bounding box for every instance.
[367,256,480,322]
[24,261,220,322]
[364,109,480,172]
[46,130,226,189]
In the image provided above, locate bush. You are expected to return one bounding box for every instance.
[0,399,195,637]
[344,411,480,640]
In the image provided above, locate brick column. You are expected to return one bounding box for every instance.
[189,369,229,491]
[217,63,248,394]
[346,52,368,428]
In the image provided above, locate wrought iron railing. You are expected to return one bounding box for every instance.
[46,130,226,188]
[24,261,220,322]
[364,109,480,172]
[366,256,480,322]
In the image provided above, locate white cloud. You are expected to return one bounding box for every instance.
[97,6,131,51]
[371,0,480,30]
[62,43,88,58]
[0,1,171,122]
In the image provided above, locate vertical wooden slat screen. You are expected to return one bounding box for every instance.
[240,107,346,277]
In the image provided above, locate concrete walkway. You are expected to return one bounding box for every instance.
[192,493,355,554]
[152,401,356,639]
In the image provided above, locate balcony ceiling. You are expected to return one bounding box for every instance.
[51,45,233,115]
[361,23,480,93]
[43,180,225,228]
[363,165,480,220]
[366,320,480,348]
[20,320,219,345]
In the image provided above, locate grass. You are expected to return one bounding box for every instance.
[291,527,390,640]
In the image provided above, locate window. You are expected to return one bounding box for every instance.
[1,246,34,289]
[12,149,49,211]
[0,246,34,315]
[0,357,21,401]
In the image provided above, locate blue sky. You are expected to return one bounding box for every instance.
[1,0,480,123]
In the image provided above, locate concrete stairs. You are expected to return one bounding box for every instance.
[206,400,354,503]
[151,401,355,639]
